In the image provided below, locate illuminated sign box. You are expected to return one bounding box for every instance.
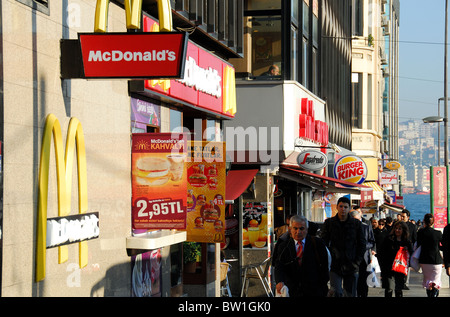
[61,32,188,80]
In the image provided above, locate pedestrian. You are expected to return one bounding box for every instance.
[321,197,366,297]
[385,216,393,234]
[351,210,375,297]
[378,221,413,297]
[443,223,450,278]
[401,209,417,288]
[401,209,417,245]
[371,217,388,253]
[273,215,329,297]
[416,213,443,297]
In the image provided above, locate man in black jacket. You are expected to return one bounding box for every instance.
[273,215,329,297]
[321,196,366,297]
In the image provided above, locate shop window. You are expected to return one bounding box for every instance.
[16,0,49,14]
[170,108,183,132]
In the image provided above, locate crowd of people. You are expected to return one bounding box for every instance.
[272,197,450,297]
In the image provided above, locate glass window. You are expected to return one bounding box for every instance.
[303,1,310,36]
[170,109,183,132]
[249,15,282,79]
[302,38,310,87]
[352,0,363,36]
[291,0,299,23]
[352,73,363,129]
[291,25,299,82]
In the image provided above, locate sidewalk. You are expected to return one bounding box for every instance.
[367,269,450,297]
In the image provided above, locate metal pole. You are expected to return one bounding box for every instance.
[445,0,449,166]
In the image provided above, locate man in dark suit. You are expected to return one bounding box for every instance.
[273,215,329,297]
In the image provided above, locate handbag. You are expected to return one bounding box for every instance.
[410,246,421,272]
[392,246,410,275]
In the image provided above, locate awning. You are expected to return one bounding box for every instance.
[226,169,258,202]
[363,181,385,200]
[381,202,405,213]
[364,181,384,193]
[279,165,370,194]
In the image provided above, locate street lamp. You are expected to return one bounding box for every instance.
[423,116,444,165]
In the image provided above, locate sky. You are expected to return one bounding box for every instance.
[399,0,448,122]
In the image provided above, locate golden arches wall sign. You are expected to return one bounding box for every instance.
[36,114,90,282]
[94,0,173,33]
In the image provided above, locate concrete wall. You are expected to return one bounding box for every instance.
[2,0,132,296]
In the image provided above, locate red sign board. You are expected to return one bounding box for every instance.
[142,16,236,118]
[431,166,448,228]
[78,33,188,79]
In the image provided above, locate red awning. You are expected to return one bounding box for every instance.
[226,169,258,201]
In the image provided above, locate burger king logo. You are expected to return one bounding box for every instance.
[333,155,368,186]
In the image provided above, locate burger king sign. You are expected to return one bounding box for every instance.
[333,155,368,186]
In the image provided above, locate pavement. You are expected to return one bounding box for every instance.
[367,268,450,297]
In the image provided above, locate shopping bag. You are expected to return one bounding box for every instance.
[410,246,421,272]
[367,255,381,274]
[392,246,410,275]
[366,271,380,288]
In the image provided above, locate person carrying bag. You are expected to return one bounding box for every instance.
[378,221,413,297]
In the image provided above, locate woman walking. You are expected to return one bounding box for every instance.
[416,213,443,297]
[378,221,413,297]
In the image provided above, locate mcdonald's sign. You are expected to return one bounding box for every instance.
[36,114,98,282]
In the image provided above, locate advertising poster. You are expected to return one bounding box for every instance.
[131,250,162,297]
[243,202,268,249]
[431,166,448,229]
[186,141,226,243]
[131,133,187,230]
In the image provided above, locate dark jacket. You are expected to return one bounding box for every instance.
[405,221,417,245]
[378,235,413,277]
[416,226,443,265]
[321,215,366,275]
[273,234,329,297]
[443,224,450,268]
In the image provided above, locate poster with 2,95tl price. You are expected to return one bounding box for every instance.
[131,133,187,230]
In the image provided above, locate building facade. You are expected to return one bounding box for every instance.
[0,0,243,297]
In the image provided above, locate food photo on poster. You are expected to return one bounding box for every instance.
[185,141,226,243]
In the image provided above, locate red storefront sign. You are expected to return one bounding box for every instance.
[143,16,237,118]
[299,98,329,145]
[78,33,188,79]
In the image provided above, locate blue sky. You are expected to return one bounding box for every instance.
[399,0,448,122]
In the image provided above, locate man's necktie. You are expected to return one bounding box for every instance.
[296,241,303,265]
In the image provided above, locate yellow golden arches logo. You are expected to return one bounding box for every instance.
[36,114,89,282]
[94,0,173,33]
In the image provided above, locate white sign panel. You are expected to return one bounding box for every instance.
[380,170,399,185]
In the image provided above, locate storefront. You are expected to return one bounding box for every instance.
[1,0,242,297]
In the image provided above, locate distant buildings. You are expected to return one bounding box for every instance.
[398,119,438,193]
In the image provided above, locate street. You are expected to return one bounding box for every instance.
[368,268,450,297]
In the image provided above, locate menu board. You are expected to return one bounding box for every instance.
[186,141,226,243]
[131,133,187,230]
